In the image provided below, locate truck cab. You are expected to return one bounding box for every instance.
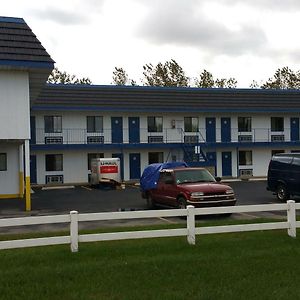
[145,167,236,209]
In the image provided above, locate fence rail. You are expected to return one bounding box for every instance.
[0,201,299,252]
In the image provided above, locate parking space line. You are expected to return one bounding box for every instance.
[81,186,93,191]
[158,217,176,224]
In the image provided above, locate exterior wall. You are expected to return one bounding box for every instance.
[31,110,300,184]
[0,143,19,196]
[0,71,30,139]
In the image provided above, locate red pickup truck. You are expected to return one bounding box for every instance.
[143,167,236,209]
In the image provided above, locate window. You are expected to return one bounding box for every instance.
[271,117,284,132]
[87,116,103,133]
[45,154,63,171]
[238,117,252,132]
[44,116,62,133]
[0,153,7,171]
[239,151,252,166]
[148,152,164,164]
[184,117,199,132]
[272,150,284,156]
[148,116,163,132]
[87,153,104,170]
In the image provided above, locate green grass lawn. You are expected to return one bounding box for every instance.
[0,223,300,300]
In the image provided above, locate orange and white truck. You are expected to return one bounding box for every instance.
[90,158,121,186]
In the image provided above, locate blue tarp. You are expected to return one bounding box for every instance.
[140,162,188,192]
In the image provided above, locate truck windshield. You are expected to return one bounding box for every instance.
[175,169,215,184]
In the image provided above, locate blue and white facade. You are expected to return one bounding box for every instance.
[29,85,300,184]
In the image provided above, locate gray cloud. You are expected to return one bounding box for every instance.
[219,0,300,10]
[30,1,106,26]
[31,7,89,25]
[135,1,267,56]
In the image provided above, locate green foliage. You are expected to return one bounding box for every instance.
[261,66,300,89]
[112,67,136,86]
[0,230,300,300]
[195,69,237,88]
[142,59,189,87]
[47,67,92,84]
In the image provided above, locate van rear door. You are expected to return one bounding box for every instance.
[290,157,300,195]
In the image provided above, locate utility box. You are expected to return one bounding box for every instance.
[90,158,121,186]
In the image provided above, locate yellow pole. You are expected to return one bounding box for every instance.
[24,140,31,211]
[19,144,24,198]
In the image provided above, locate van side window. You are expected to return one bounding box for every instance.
[292,157,300,166]
[272,156,293,164]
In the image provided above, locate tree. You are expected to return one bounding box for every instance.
[261,67,300,89]
[195,70,237,88]
[195,69,214,88]
[47,67,92,84]
[142,59,189,87]
[112,67,136,86]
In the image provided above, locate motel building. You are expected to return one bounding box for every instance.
[1,17,300,211]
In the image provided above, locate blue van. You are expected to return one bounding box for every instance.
[267,153,300,201]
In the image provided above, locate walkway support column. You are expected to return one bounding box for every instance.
[19,144,24,198]
[24,140,31,211]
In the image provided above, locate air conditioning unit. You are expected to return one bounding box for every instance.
[238,135,253,142]
[148,136,164,143]
[45,137,63,144]
[271,135,285,142]
[87,136,104,144]
[46,175,64,184]
[184,136,199,143]
[239,169,253,177]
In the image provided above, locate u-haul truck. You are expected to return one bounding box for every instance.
[90,158,121,186]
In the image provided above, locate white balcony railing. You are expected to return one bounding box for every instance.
[31,128,298,145]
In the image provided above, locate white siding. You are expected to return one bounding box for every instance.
[0,71,30,139]
[0,143,19,195]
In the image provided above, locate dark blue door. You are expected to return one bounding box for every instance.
[111,117,123,143]
[112,153,124,180]
[30,116,36,144]
[222,152,232,177]
[30,155,37,184]
[291,118,300,141]
[221,118,231,142]
[206,151,217,176]
[129,153,141,179]
[129,117,140,143]
[206,118,216,143]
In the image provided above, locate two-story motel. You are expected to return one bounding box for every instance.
[30,84,300,185]
[1,16,300,210]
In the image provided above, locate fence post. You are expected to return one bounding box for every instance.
[187,205,196,245]
[70,210,79,252]
[287,200,296,238]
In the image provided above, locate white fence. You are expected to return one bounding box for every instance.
[0,200,299,252]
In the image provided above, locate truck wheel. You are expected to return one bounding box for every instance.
[178,197,187,209]
[276,184,290,202]
[147,195,156,209]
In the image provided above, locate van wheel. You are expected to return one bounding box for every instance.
[147,195,156,209]
[178,197,187,209]
[276,184,290,202]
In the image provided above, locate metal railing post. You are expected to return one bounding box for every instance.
[187,205,196,245]
[287,200,296,238]
[70,210,79,252]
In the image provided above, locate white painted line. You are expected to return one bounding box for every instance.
[158,217,176,224]
[42,186,75,191]
[81,186,93,191]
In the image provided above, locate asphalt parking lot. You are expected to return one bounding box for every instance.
[1,180,298,234]
[0,179,286,216]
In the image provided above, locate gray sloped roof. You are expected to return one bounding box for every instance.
[0,16,55,102]
[32,84,300,113]
[0,16,54,67]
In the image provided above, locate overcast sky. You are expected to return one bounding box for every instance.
[3,0,300,87]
